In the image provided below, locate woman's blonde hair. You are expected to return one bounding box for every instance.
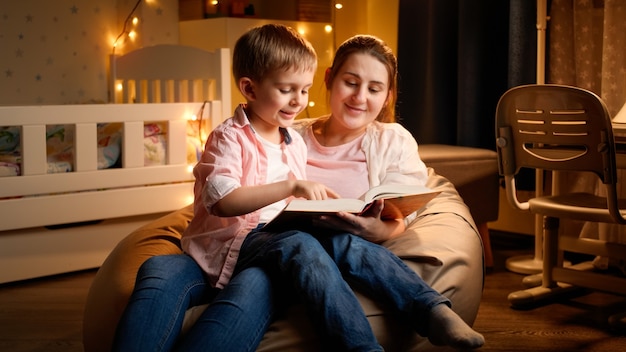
[232,24,317,82]
[325,35,397,123]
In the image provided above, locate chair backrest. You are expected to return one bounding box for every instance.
[109,44,231,120]
[495,84,617,185]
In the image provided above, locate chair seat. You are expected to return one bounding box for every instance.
[529,192,626,223]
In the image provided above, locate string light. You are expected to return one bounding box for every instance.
[112,0,142,54]
[331,1,343,53]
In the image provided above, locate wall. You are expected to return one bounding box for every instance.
[333,0,398,54]
[0,0,398,107]
[0,0,178,106]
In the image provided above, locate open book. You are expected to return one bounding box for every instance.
[263,184,441,232]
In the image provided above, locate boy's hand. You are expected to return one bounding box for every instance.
[292,180,340,200]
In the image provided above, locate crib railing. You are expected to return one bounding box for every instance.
[109,45,232,121]
[0,102,219,231]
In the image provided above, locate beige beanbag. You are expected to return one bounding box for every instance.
[83,168,484,351]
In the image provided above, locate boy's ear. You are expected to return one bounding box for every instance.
[239,77,256,101]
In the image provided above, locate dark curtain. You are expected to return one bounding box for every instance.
[396,0,537,151]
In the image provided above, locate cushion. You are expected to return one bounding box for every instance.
[418,144,499,225]
[83,168,484,351]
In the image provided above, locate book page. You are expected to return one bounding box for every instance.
[361,184,434,203]
[284,198,367,213]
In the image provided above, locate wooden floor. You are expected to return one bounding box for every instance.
[1,231,626,351]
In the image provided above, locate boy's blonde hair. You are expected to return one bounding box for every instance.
[233,24,317,82]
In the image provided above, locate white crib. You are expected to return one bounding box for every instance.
[0,45,231,283]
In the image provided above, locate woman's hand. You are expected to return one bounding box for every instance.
[313,199,405,243]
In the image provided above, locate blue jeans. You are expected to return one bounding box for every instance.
[112,255,274,352]
[114,230,449,351]
[317,232,451,335]
[238,229,450,348]
[237,229,384,352]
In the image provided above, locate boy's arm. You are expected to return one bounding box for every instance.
[212,180,339,217]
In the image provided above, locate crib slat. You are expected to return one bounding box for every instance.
[147,80,156,103]
[135,80,143,103]
[21,125,47,176]
[208,101,223,133]
[193,80,201,102]
[172,80,179,102]
[203,79,212,102]
[186,81,192,102]
[75,123,97,172]
[123,121,144,168]
[168,120,187,165]
[123,79,132,103]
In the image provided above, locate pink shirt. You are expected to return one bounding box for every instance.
[182,105,308,288]
[293,118,429,190]
[294,118,430,225]
[304,127,369,199]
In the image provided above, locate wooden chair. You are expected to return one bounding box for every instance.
[109,44,231,121]
[495,84,626,318]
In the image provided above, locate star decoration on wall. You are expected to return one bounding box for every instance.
[2,0,183,104]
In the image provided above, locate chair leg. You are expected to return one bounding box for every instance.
[541,217,559,287]
[508,217,580,307]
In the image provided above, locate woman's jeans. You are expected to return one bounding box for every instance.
[113,230,450,351]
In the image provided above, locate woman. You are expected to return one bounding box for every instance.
[111,35,484,351]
